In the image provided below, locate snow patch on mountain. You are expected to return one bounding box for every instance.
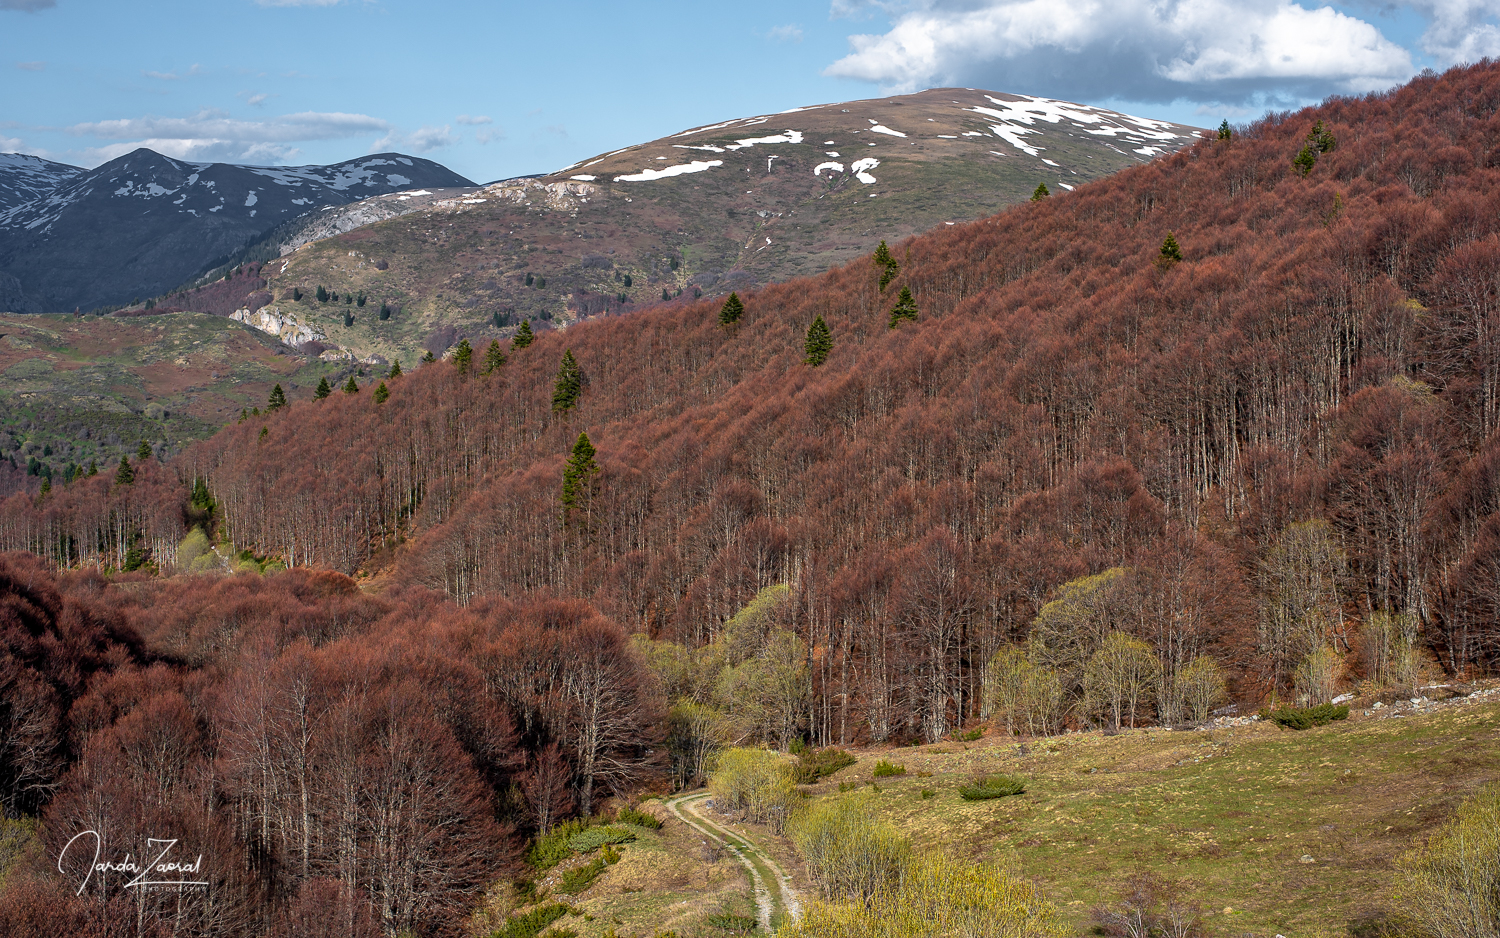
[851,157,879,184]
[614,160,723,182]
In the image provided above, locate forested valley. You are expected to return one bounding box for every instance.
[7,61,1500,937]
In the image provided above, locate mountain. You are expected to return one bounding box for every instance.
[0,149,475,312]
[0,152,82,215]
[241,89,1200,364]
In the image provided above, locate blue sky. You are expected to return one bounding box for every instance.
[0,0,1491,181]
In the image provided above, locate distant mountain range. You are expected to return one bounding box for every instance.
[247,88,1202,365]
[0,149,474,312]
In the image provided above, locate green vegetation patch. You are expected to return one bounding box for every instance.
[795,747,857,784]
[872,759,906,778]
[1263,703,1350,730]
[568,824,638,854]
[615,806,662,830]
[958,774,1027,801]
[492,902,571,938]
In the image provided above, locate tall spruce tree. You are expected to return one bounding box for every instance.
[513,320,535,349]
[453,338,474,375]
[804,315,832,366]
[421,350,436,364]
[1031,182,1051,201]
[1160,232,1183,262]
[389,359,403,378]
[314,376,332,399]
[482,340,506,374]
[873,240,900,291]
[1217,119,1232,140]
[552,350,583,412]
[719,292,744,326]
[888,286,919,328]
[373,381,390,404]
[267,383,287,411]
[343,375,359,394]
[560,430,600,523]
[114,456,134,486]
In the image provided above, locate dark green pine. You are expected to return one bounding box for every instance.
[719,292,744,326]
[805,315,832,366]
[888,286,919,329]
[552,349,583,412]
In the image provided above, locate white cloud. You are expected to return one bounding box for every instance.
[0,136,23,152]
[242,92,270,106]
[61,109,413,166]
[455,114,492,125]
[16,61,44,71]
[769,24,804,42]
[825,0,1418,104]
[1410,0,1500,62]
[143,64,205,81]
[373,124,457,153]
[0,0,55,11]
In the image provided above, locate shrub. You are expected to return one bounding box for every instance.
[493,903,570,938]
[709,748,799,831]
[790,794,910,901]
[954,728,984,742]
[920,789,935,800]
[1264,704,1350,730]
[556,844,621,896]
[528,818,592,870]
[796,748,857,784]
[704,912,757,934]
[615,806,662,830]
[1395,783,1500,938]
[959,774,1027,801]
[567,824,636,854]
[872,759,906,778]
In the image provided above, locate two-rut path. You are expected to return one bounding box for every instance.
[664,791,801,932]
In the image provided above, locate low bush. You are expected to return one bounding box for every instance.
[556,844,621,895]
[492,903,570,938]
[615,806,662,830]
[568,824,637,854]
[704,912,757,933]
[1264,703,1350,730]
[709,748,799,831]
[789,794,910,901]
[796,748,857,783]
[872,759,906,778]
[954,727,984,742]
[1395,783,1500,937]
[959,774,1027,800]
[920,789,935,800]
[528,819,593,871]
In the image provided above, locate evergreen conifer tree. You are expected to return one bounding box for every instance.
[453,338,473,375]
[343,375,359,394]
[804,315,832,366]
[513,320,535,349]
[379,303,391,321]
[1160,232,1183,262]
[421,350,436,364]
[114,456,134,486]
[268,383,287,411]
[888,286,919,328]
[719,292,744,326]
[39,477,50,498]
[314,377,332,399]
[137,439,152,460]
[873,240,900,291]
[389,359,403,378]
[1031,182,1050,201]
[560,430,600,521]
[482,340,506,374]
[662,288,671,302]
[552,349,583,413]
[525,272,534,287]
[373,381,389,404]
[88,460,98,477]
[316,285,329,302]
[357,292,366,307]
[1218,119,1232,140]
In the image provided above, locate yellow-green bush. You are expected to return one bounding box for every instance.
[789,794,909,901]
[709,747,799,832]
[777,851,1064,938]
[1395,783,1500,938]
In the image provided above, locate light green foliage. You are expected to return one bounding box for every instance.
[1174,655,1228,723]
[529,817,592,870]
[790,794,909,900]
[1083,632,1160,729]
[709,748,799,832]
[1261,519,1347,688]
[568,824,637,854]
[1030,568,1129,676]
[982,645,1065,737]
[614,806,662,830]
[1396,783,1500,938]
[176,526,219,573]
[777,851,1065,938]
[1364,611,1425,689]
[491,903,571,938]
[1293,646,1344,705]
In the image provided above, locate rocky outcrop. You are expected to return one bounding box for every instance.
[231,304,325,347]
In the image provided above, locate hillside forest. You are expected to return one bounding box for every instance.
[6,61,1500,937]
